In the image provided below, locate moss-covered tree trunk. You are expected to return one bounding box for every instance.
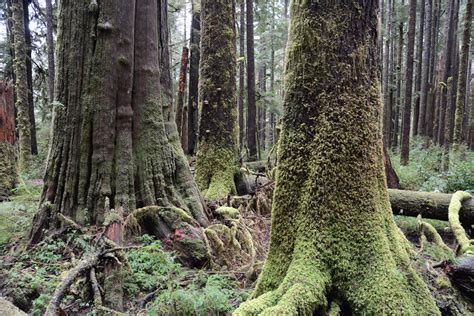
[45,0,55,107]
[195,0,238,201]
[22,0,37,155]
[235,1,439,314]
[11,0,31,170]
[453,0,472,147]
[29,0,209,265]
[0,81,16,201]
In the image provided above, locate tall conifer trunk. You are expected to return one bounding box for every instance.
[195,0,239,201]
[400,0,417,165]
[235,1,438,314]
[187,3,201,155]
[29,1,209,263]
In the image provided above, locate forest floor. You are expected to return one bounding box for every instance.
[0,140,473,315]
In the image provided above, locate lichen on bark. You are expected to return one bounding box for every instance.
[235,1,439,314]
[11,0,31,170]
[195,0,239,201]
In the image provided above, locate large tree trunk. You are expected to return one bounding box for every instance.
[246,0,257,161]
[239,0,245,153]
[0,81,16,201]
[400,0,417,166]
[28,0,209,266]
[195,0,239,201]
[453,0,472,147]
[187,3,200,155]
[22,0,37,155]
[45,0,54,107]
[11,0,31,170]
[235,1,439,314]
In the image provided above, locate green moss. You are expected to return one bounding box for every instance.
[235,1,439,314]
[215,206,240,219]
[196,145,238,201]
[0,142,17,197]
[448,191,473,255]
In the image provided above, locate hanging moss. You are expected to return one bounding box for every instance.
[235,1,439,314]
[195,0,239,201]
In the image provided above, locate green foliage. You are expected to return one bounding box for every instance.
[126,235,249,314]
[0,177,41,245]
[127,239,182,293]
[391,138,474,193]
[148,274,249,315]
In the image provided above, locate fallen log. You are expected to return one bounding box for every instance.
[389,189,474,223]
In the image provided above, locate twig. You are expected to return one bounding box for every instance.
[90,268,103,308]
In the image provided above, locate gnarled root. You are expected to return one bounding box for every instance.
[234,262,329,315]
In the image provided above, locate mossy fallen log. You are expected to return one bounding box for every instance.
[389,189,474,223]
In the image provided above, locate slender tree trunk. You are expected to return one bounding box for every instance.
[418,0,432,136]
[196,0,239,201]
[437,0,456,146]
[187,3,201,155]
[235,1,439,314]
[0,81,16,201]
[45,0,54,107]
[11,0,31,170]
[159,0,174,124]
[269,0,276,149]
[258,65,266,155]
[22,0,37,155]
[246,0,257,160]
[412,0,425,137]
[239,0,245,152]
[453,0,472,147]
[28,0,209,268]
[400,0,417,165]
[176,46,189,138]
[392,0,405,149]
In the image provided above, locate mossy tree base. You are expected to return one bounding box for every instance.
[235,1,439,314]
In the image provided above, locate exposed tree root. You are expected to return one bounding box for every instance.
[448,191,474,255]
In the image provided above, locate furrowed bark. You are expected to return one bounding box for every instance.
[30,0,209,266]
[0,81,16,201]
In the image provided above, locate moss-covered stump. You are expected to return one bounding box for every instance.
[0,82,17,201]
[235,1,439,314]
[128,206,208,268]
[195,0,239,201]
